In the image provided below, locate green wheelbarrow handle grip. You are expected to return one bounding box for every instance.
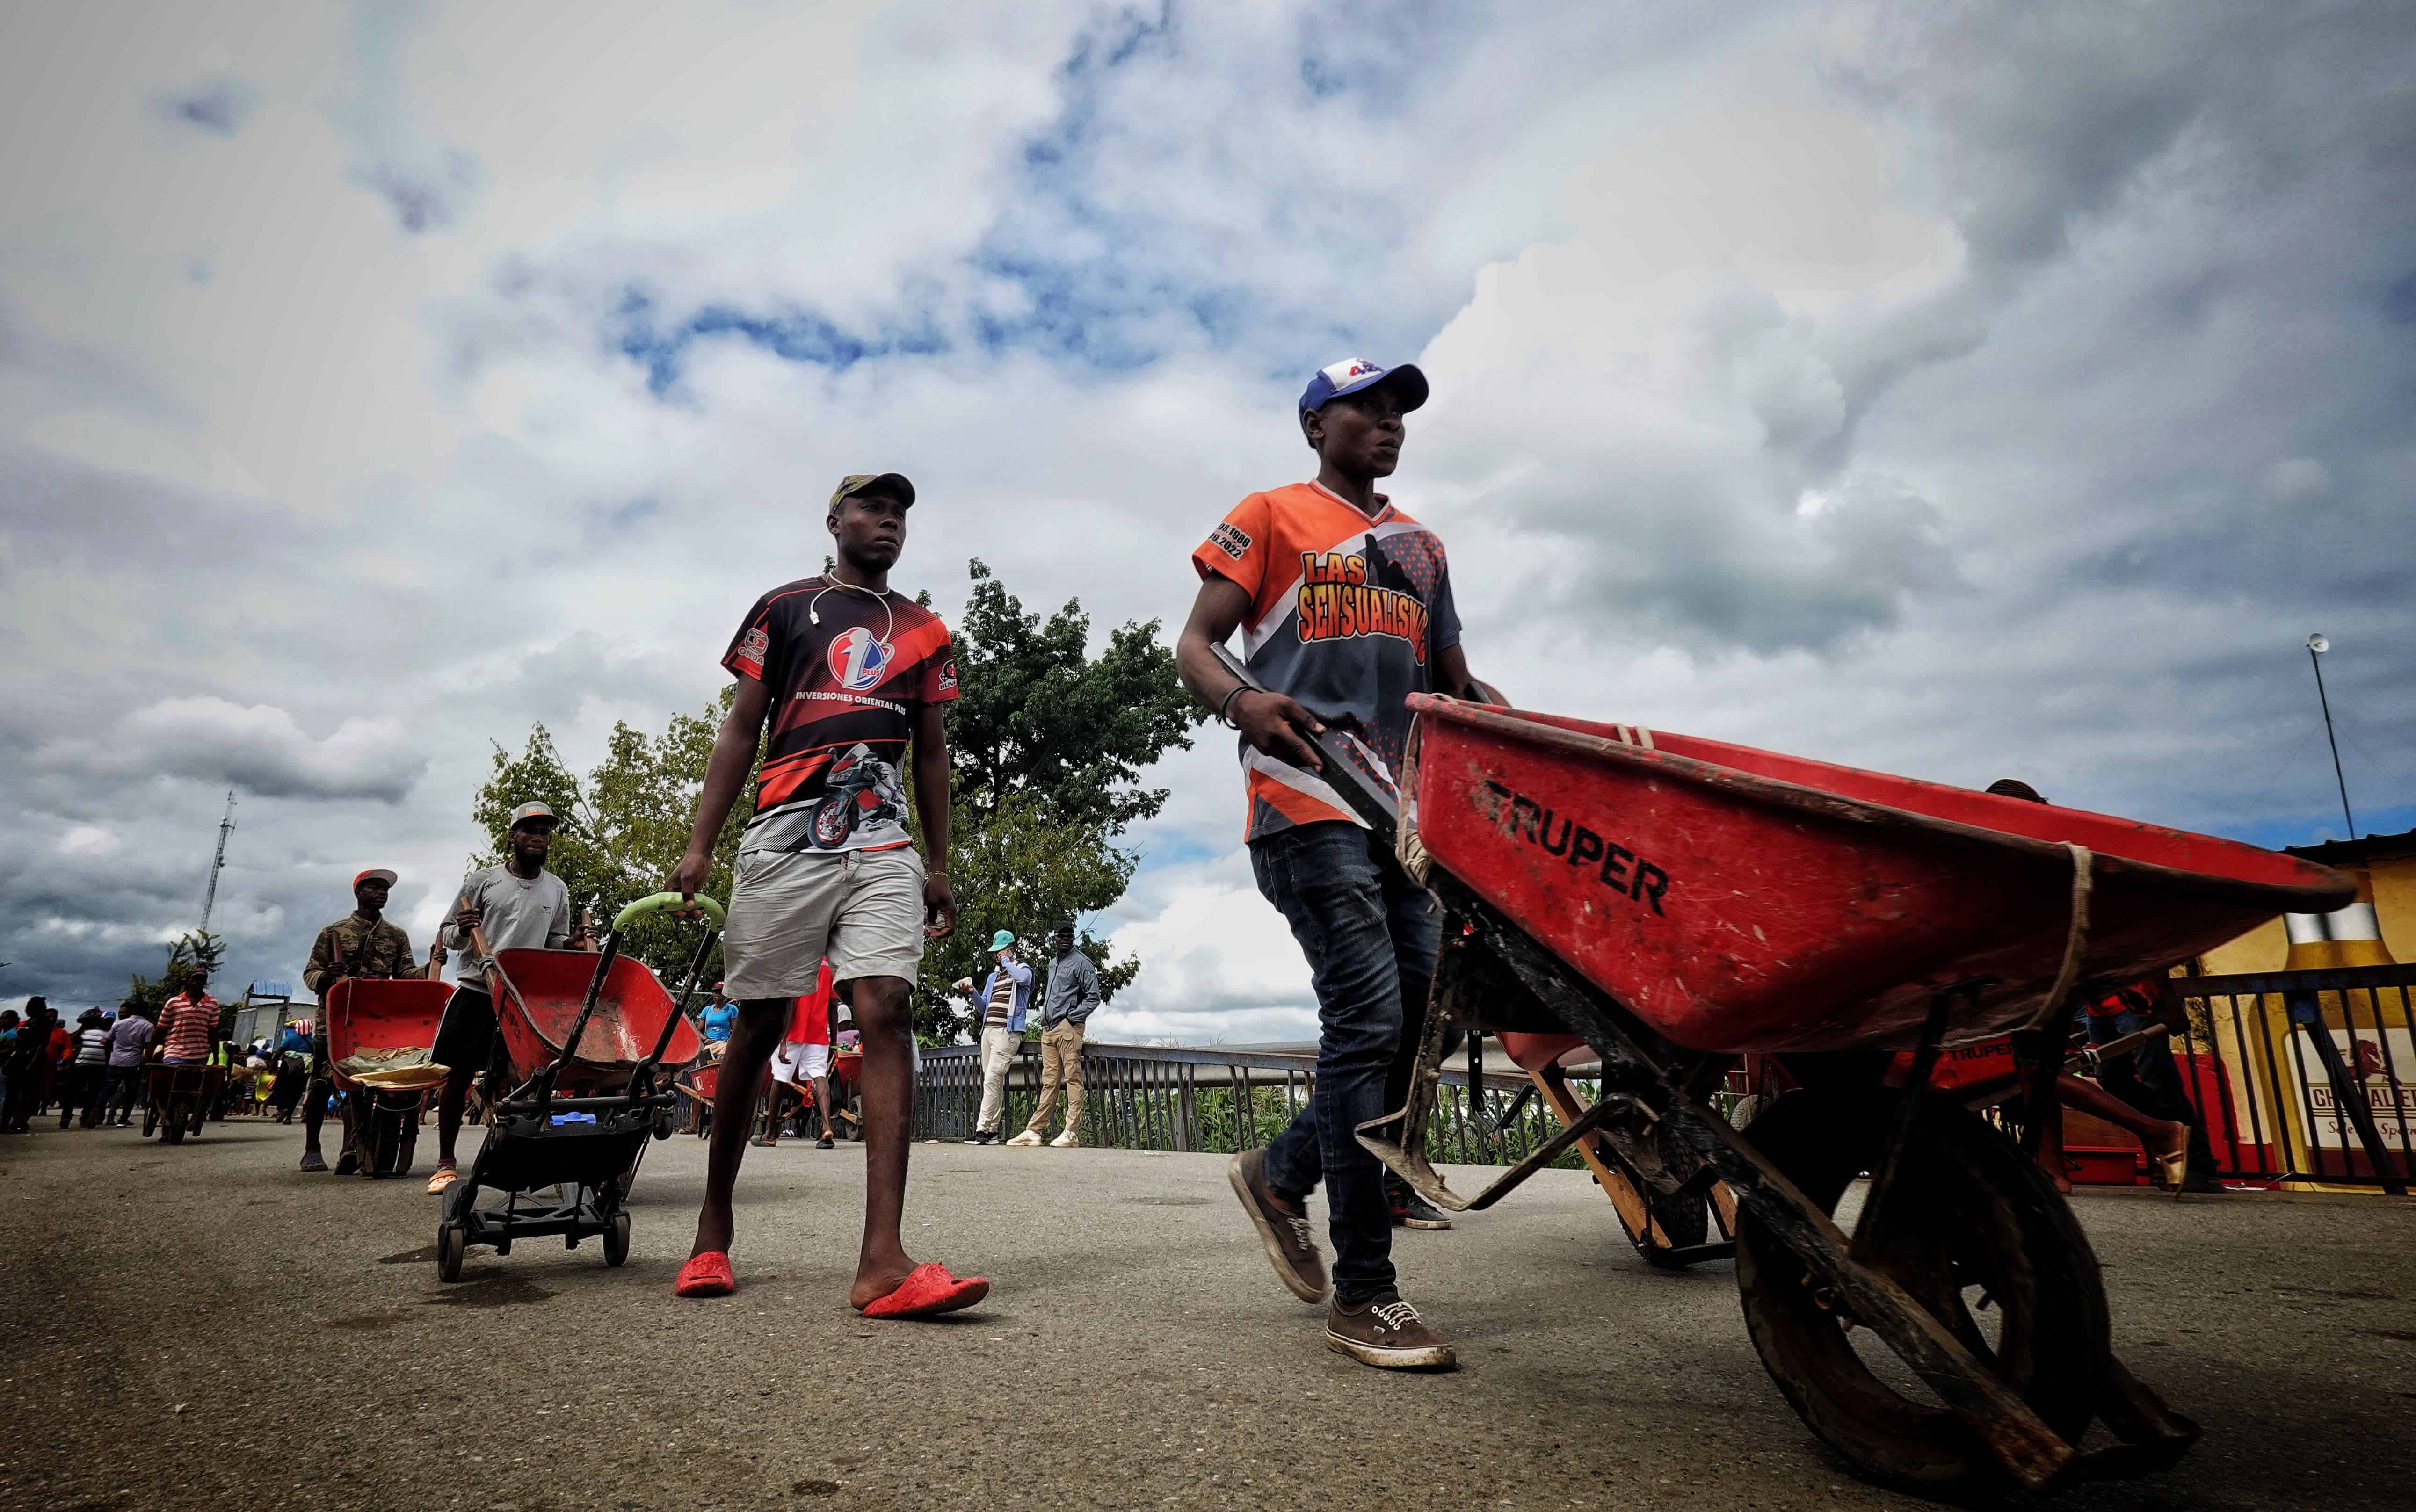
[613,892,727,930]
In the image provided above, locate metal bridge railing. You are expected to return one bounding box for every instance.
[913,1040,1586,1166]
[2174,963,2416,1190]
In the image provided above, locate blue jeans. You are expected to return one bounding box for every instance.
[1254,821,1443,1304]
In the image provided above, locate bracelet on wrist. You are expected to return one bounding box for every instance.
[1217,685,1253,727]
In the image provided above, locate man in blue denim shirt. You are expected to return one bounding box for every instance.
[1176,357,1501,1370]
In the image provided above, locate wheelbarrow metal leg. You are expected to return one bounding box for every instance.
[1358,1089,1632,1212]
[1441,875,2079,1491]
[1531,1063,1658,1249]
[1848,986,1961,1266]
[2068,1357,2201,1481]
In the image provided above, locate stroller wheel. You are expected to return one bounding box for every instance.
[603,1210,631,1267]
[436,1220,467,1283]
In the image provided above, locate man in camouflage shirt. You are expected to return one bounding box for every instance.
[299,868,443,1173]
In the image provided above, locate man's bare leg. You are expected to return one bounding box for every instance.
[846,976,921,1308]
[689,1000,786,1257]
[753,1068,782,1148]
[2054,1073,2191,1182]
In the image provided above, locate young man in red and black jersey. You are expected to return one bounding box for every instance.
[667,471,987,1317]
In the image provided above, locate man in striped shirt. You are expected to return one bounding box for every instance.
[155,974,221,1065]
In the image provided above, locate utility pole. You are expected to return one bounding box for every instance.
[2305,634,2356,840]
[199,789,237,932]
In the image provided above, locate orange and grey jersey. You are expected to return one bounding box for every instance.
[1192,481,1462,843]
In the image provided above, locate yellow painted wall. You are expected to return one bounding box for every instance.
[2197,849,2412,973]
[2371,854,2416,957]
[2201,915,2287,975]
[2189,846,2413,1192]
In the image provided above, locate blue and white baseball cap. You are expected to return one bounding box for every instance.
[1297,357,1429,415]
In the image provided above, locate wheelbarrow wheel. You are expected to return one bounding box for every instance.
[1639,1189,1710,1267]
[436,1220,467,1283]
[1638,1121,1710,1265]
[161,1094,191,1145]
[603,1210,631,1267]
[1735,1087,2109,1495]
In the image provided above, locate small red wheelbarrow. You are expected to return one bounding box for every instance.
[140,1062,223,1144]
[434,893,715,1282]
[1217,651,2352,1497]
[324,978,454,1178]
[675,1045,729,1137]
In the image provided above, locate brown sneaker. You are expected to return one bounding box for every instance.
[1325,1291,1455,1370]
[1228,1149,1328,1302]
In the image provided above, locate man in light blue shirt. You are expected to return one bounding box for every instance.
[956,932,1030,1145]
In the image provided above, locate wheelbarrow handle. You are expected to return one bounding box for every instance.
[614,891,728,929]
[1209,643,1399,839]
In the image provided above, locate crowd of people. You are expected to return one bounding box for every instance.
[0,968,258,1134]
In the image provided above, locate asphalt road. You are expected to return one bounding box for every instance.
[3,1116,2412,1512]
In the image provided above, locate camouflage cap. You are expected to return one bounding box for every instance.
[829,472,916,510]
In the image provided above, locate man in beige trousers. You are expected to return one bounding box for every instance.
[1008,922,1100,1148]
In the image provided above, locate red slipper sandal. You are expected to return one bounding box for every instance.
[674,1251,735,1298]
[858,1261,989,1319]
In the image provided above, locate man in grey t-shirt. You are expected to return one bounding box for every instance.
[426,800,578,1194]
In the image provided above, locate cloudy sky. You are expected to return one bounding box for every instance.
[3,1,2411,1040]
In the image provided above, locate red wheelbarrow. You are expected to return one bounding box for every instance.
[1217,649,2352,1496]
[434,893,715,1282]
[325,977,454,1178]
[675,1046,728,1136]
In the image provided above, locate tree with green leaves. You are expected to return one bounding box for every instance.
[914,796,1139,1041]
[946,559,1199,834]
[125,929,226,1016]
[910,560,1201,1040]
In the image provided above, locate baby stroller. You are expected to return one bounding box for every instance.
[434,893,714,1282]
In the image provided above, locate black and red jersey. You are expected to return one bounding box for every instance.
[722,576,957,854]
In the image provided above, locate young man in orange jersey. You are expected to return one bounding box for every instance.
[666,472,986,1318]
[1177,359,1499,1370]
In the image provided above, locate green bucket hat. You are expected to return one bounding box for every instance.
[988,929,1017,953]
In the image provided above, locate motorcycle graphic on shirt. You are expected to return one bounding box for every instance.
[805,743,908,850]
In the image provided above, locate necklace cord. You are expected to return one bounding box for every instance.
[807,574,898,643]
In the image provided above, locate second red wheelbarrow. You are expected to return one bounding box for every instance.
[324,977,454,1178]
[1212,647,2351,1498]
[434,893,716,1282]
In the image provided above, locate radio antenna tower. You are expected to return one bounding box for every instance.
[198,789,237,932]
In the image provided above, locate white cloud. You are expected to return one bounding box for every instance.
[57,825,119,858]
[38,698,425,803]
[2265,457,2330,501]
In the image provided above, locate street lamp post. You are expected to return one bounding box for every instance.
[2305,633,2356,840]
